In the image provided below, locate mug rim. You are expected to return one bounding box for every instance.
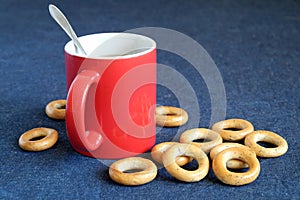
[64,32,156,59]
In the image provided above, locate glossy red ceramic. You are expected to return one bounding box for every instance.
[64,33,156,159]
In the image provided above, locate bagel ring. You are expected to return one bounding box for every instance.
[180,128,222,154]
[211,118,254,141]
[18,127,58,151]
[162,143,209,182]
[151,142,192,166]
[45,99,66,120]
[244,130,288,157]
[109,157,157,186]
[212,147,260,186]
[156,106,188,127]
[210,143,253,169]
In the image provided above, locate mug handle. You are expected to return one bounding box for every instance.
[68,69,103,151]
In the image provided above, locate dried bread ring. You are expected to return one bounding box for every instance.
[212,147,260,186]
[162,143,209,182]
[180,128,222,154]
[210,143,253,169]
[45,99,66,120]
[156,106,188,127]
[211,118,254,141]
[18,127,58,151]
[151,142,192,166]
[109,157,157,186]
[244,130,288,157]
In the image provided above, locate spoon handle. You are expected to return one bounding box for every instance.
[48,4,87,55]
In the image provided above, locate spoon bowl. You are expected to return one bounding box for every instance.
[48,4,87,55]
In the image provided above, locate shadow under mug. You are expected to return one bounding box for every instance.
[64,33,156,159]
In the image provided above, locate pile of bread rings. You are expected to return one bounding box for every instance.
[18,102,288,187]
[109,106,288,186]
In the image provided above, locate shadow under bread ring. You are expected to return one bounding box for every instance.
[18,127,58,151]
[211,118,254,141]
[45,99,66,120]
[212,147,260,186]
[155,106,188,127]
[109,157,157,186]
[244,130,288,157]
[162,143,209,182]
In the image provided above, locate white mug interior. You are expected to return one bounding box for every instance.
[64,33,156,59]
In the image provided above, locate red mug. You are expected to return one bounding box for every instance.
[64,33,156,159]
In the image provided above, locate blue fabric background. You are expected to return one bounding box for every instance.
[0,0,299,199]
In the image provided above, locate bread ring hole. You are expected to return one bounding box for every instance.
[29,135,47,141]
[159,111,181,117]
[257,141,278,148]
[123,168,145,173]
[223,128,242,131]
[226,159,249,172]
[228,167,249,173]
[165,113,178,116]
[55,103,66,110]
[179,159,199,171]
[116,159,149,174]
[222,122,246,131]
[192,138,211,143]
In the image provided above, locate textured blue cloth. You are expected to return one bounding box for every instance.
[0,0,299,199]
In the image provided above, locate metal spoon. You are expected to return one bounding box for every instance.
[48,4,87,55]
